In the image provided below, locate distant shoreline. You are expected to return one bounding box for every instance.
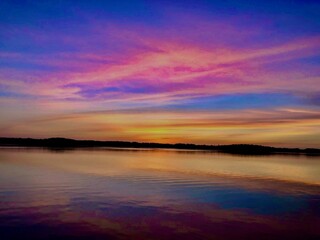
[1,137,320,156]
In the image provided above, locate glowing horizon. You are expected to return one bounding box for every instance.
[0,0,319,147]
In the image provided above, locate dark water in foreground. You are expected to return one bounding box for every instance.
[0,148,319,240]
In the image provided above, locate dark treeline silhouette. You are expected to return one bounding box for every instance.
[0,137,320,155]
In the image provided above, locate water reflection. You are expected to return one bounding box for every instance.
[0,148,319,239]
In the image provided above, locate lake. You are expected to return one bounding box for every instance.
[0,147,319,239]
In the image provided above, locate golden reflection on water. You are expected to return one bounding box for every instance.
[1,147,319,185]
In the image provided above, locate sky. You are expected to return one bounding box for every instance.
[0,0,319,147]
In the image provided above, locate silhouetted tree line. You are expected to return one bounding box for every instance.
[0,137,319,155]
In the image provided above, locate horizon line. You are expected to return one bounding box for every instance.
[1,137,319,155]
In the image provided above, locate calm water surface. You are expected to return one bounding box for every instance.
[0,148,319,239]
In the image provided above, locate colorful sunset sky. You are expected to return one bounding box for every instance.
[0,0,319,147]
